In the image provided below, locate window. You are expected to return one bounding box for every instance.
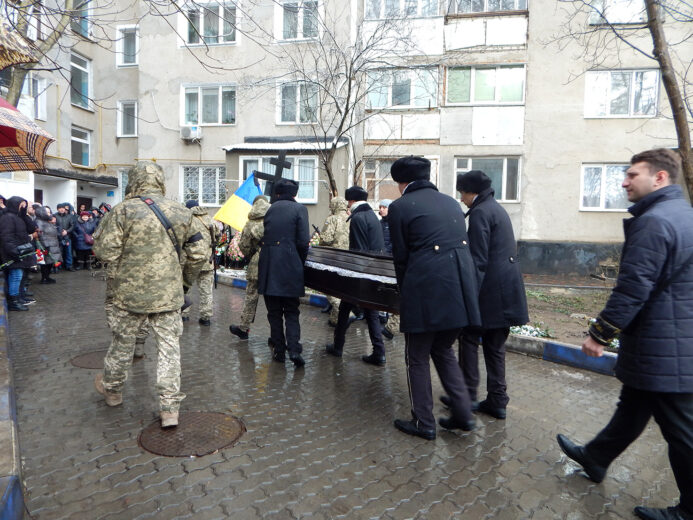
[71,0,90,37]
[448,0,526,14]
[71,126,90,166]
[280,1,319,40]
[589,0,645,24]
[117,101,137,137]
[278,82,318,123]
[455,157,520,201]
[116,25,138,66]
[447,66,525,105]
[367,68,438,109]
[15,72,47,120]
[182,166,228,206]
[183,85,236,125]
[363,159,401,202]
[27,1,46,41]
[581,164,629,210]
[585,70,658,118]
[185,2,236,45]
[70,53,90,109]
[240,156,318,202]
[365,0,437,19]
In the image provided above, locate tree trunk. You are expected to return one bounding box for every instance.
[645,0,693,200]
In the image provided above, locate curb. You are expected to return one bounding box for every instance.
[217,274,617,377]
[0,282,24,520]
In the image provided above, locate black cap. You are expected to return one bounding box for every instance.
[274,178,299,197]
[344,186,368,202]
[390,156,431,183]
[456,170,492,194]
[185,199,199,209]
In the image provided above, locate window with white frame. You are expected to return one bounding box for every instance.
[447,65,525,105]
[26,1,46,41]
[367,68,438,109]
[117,101,137,137]
[589,0,645,24]
[71,126,91,166]
[185,1,236,45]
[448,0,526,14]
[584,70,658,118]
[280,1,319,40]
[183,85,236,125]
[240,155,318,202]
[278,82,318,123]
[70,53,90,109]
[16,72,47,120]
[455,157,520,201]
[365,0,437,19]
[116,25,138,66]
[71,0,90,37]
[581,164,629,210]
[363,159,401,202]
[182,166,228,206]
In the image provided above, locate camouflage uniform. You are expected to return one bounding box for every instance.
[319,197,349,324]
[182,206,219,321]
[93,161,207,413]
[237,197,269,331]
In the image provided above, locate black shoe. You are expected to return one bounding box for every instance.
[438,416,476,431]
[7,296,28,311]
[199,318,211,326]
[476,399,506,419]
[325,343,342,357]
[381,328,394,340]
[24,290,34,297]
[362,353,386,366]
[181,316,190,322]
[394,419,436,440]
[634,506,693,520]
[67,267,76,272]
[19,296,35,305]
[40,279,51,284]
[320,303,332,313]
[440,395,479,410]
[272,350,285,363]
[289,353,305,367]
[556,434,607,483]
[229,325,248,339]
[46,277,56,283]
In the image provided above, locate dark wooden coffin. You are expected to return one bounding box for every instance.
[304,246,400,313]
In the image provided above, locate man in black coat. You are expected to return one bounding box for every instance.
[442,170,528,420]
[325,186,387,366]
[257,179,311,367]
[0,196,37,311]
[388,156,481,440]
[556,149,693,520]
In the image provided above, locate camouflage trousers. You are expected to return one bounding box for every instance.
[385,313,400,334]
[105,295,149,356]
[102,306,185,413]
[327,295,340,324]
[239,278,259,331]
[182,269,214,320]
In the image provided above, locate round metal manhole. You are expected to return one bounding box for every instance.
[138,412,246,457]
[71,350,143,369]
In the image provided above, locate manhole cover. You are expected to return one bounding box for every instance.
[138,412,246,457]
[71,350,143,369]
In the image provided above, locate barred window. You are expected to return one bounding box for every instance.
[183,166,227,206]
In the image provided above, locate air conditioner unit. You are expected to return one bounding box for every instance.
[180,125,202,141]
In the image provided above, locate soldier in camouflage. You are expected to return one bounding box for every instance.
[230,195,270,340]
[92,161,207,428]
[318,196,349,325]
[182,200,219,326]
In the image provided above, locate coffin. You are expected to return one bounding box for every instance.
[304,246,400,313]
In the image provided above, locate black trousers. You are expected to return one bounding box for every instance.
[459,327,510,407]
[585,385,693,513]
[333,301,384,357]
[264,296,301,355]
[405,329,472,430]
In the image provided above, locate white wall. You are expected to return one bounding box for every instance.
[0,177,34,202]
[33,177,75,210]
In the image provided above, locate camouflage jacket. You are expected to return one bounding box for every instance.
[93,162,208,314]
[319,196,349,250]
[239,197,269,281]
[188,206,219,273]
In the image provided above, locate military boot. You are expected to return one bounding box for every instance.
[160,411,179,428]
[94,373,123,406]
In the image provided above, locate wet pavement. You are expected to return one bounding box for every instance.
[9,271,677,519]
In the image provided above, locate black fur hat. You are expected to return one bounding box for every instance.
[344,186,368,202]
[390,156,430,183]
[456,170,492,194]
[274,178,299,197]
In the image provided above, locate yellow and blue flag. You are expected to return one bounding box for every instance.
[214,173,263,231]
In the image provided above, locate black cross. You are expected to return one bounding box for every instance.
[253,151,292,197]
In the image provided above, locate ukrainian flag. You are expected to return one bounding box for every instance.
[214,173,263,231]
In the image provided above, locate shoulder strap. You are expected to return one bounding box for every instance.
[139,196,181,261]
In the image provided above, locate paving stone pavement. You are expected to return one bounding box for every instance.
[9,271,678,519]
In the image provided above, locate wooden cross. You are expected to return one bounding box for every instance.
[253,151,292,197]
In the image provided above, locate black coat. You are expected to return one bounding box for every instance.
[257,196,310,298]
[388,181,481,333]
[601,185,693,393]
[0,196,37,269]
[72,219,97,251]
[380,216,392,254]
[466,188,528,329]
[348,203,384,253]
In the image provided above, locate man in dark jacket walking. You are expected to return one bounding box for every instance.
[257,179,310,367]
[325,186,386,366]
[388,156,481,440]
[556,149,693,520]
[442,170,528,420]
